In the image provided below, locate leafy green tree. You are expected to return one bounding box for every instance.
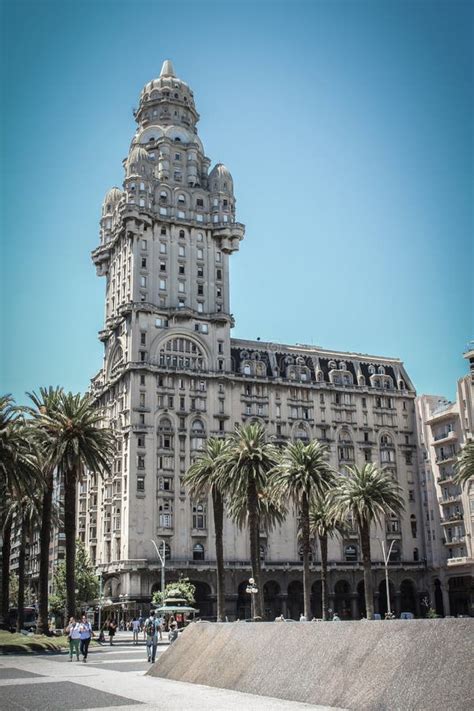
[455,440,474,486]
[50,540,99,616]
[152,578,196,607]
[35,391,115,618]
[217,423,279,618]
[330,463,404,620]
[273,440,334,619]
[24,386,64,635]
[184,437,230,621]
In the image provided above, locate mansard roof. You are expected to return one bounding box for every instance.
[230,338,415,392]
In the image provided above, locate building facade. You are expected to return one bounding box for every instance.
[415,347,474,616]
[85,60,430,620]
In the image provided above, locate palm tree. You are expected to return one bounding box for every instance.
[36,391,116,618]
[330,463,404,620]
[217,423,278,619]
[273,440,334,619]
[227,485,287,618]
[454,441,474,486]
[24,387,63,635]
[0,396,37,626]
[184,437,231,622]
[309,492,345,620]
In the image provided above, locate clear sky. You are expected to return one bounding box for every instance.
[1,0,472,404]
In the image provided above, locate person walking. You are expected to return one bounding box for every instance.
[132,617,140,645]
[65,616,81,661]
[79,614,93,662]
[168,621,179,644]
[108,618,117,646]
[156,615,163,641]
[144,610,159,663]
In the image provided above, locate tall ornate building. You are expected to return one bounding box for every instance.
[86,60,429,620]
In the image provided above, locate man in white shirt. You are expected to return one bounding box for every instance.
[131,617,140,645]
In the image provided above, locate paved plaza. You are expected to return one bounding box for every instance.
[0,632,343,711]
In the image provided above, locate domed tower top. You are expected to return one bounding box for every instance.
[135,59,199,132]
[209,163,234,196]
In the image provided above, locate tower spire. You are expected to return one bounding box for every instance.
[160,59,176,77]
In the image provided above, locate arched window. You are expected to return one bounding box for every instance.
[338,430,354,461]
[178,194,185,204]
[193,543,205,561]
[344,544,358,562]
[159,337,206,371]
[389,544,400,562]
[192,502,207,529]
[179,229,185,238]
[294,425,309,442]
[191,419,205,433]
[411,515,417,538]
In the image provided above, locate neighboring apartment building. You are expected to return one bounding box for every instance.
[84,60,430,620]
[9,473,65,604]
[415,346,474,616]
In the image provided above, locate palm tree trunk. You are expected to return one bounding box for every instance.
[16,516,27,632]
[360,520,374,619]
[247,478,262,619]
[301,493,311,619]
[1,516,12,625]
[64,469,77,619]
[212,488,225,622]
[37,470,54,635]
[320,533,328,621]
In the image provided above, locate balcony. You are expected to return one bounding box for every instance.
[435,453,457,464]
[443,536,465,546]
[440,513,464,524]
[447,556,469,567]
[434,430,457,444]
[438,494,462,505]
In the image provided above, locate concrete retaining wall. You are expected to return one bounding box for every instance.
[148,619,474,710]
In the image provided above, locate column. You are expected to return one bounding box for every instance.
[349,593,358,620]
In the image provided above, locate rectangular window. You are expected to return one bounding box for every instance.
[178,264,185,275]
[197,266,204,277]
[160,261,167,272]
[178,245,185,257]
[159,279,167,290]
[141,240,147,250]
[155,318,168,328]
[197,302,204,313]
[216,269,222,280]
[141,258,147,268]
[178,281,185,293]
[197,248,203,259]
[140,332,146,345]
[160,243,166,254]
[197,284,204,295]
[137,455,145,469]
[137,476,145,492]
[159,207,167,216]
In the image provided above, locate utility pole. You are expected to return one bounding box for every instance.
[150,539,166,600]
[377,538,396,616]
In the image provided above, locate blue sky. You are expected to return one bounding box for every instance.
[1,0,472,403]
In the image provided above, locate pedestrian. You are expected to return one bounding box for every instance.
[144,610,159,663]
[132,617,140,645]
[332,613,341,621]
[156,614,163,641]
[168,621,179,644]
[108,617,117,645]
[299,613,307,622]
[79,613,93,662]
[65,616,81,661]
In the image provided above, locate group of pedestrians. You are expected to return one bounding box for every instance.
[65,614,93,662]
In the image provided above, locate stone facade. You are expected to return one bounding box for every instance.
[415,347,474,616]
[85,60,430,620]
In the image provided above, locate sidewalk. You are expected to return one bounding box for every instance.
[0,651,345,710]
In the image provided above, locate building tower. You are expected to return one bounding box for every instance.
[89,60,244,608]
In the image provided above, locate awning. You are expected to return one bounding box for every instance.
[153,605,199,614]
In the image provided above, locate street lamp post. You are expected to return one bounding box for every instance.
[150,539,166,599]
[377,538,396,616]
[97,573,103,632]
[245,577,259,620]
